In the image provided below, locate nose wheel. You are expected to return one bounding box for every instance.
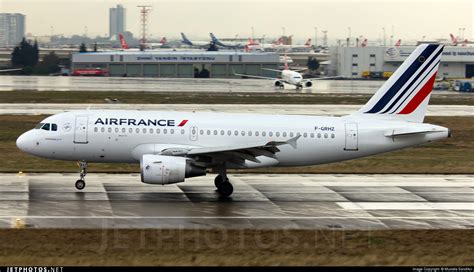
[75,179,85,190]
[75,161,88,190]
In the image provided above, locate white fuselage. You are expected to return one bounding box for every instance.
[281,70,303,86]
[16,110,449,169]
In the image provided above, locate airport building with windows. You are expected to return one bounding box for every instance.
[71,51,280,78]
[328,45,474,79]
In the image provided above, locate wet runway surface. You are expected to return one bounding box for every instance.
[0,76,387,94]
[0,173,472,230]
[1,103,472,116]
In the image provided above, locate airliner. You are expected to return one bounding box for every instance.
[210,33,243,48]
[16,44,449,197]
[180,33,211,48]
[234,56,339,89]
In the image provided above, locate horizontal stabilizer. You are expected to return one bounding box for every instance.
[384,127,447,137]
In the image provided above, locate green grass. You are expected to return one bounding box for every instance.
[1,115,473,173]
[0,90,473,105]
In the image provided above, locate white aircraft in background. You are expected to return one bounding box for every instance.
[271,37,312,51]
[180,33,211,48]
[234,56,337,89]
[17,44,449,197]
[210,33,243,48]
[118,34,167,50]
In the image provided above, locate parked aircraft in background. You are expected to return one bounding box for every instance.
[180,33,211,48]
[16,44,448,197]
[395,39,402,47]
[210,33,243,48]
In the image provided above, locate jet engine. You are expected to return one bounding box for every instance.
[140,154,206,184]
[273,80,283,87]
[304,81,313,88]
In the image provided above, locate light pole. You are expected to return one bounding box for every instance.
[347,27,351,46]
[382,27,386,47]
[314,27,317,47]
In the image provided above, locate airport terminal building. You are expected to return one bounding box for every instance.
[328,45,474,79]
[71,51,279,78]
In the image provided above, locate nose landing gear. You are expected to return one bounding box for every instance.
[75,161,88,190]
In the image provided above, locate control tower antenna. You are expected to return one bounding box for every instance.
[137,5,152,49]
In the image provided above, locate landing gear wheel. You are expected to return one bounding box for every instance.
[75,179,85,190]
[217,181,233,197]
[279,84,284,89]
[214,175,229,188]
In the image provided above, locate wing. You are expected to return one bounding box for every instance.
[303,75,344,81]
[159,135,301,166]
[234,72,279,80]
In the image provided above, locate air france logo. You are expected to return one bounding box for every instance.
[94,118,188,127]
[385,47,400,59]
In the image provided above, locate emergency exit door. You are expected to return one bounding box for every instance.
[344,123,358,151]
[74,116,89,144]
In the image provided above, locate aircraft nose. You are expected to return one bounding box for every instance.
[16,131,35,152]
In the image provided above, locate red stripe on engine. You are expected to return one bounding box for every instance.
[178,120,188,126]
[398,72,437,115]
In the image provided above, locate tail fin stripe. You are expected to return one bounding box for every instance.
[381,47,443,114]
[399,72,438,114]
[389,60,440,114]
[365,44,438,113]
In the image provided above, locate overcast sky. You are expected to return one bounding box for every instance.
[1,0,472,43]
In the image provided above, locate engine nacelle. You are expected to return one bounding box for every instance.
[140,155,206,185]
[304,81,313,88]
[273,80,283,87]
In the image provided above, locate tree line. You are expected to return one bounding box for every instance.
[10,38,61,75]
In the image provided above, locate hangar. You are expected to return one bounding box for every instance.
[328,45,474,79]
[71,51,279,78]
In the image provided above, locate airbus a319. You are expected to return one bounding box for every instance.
[17,44,449,197]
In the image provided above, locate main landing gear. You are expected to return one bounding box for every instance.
[75,161,88,190]
[214,175,233,197]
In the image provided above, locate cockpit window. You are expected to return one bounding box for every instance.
[41,123,50,131]
[51,124,57,131]
[35,123,45,129]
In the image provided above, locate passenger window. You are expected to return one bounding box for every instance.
[324,133,328,138]
[248,131,252,136]
[181,129,185,135]
[51,124,58,131]
[136,128,140,133]
[317,133,321,138]
[94,127,98,132]
[214,130,218,135]
[115,128,119,133]
[262,132,266,136]
[200,130,204,135]
[142,128,146,133]
[241,131,245,136]
[310,133,314,138]
[101,127,105,133]
[234,131,238,136]
[41,123,50,131]
[303,133,307,138]
[220,130,224,135]
[283,132,287,137]
[129,128,133,133]
[157,128,161,134]
[207,130,210,135]
[170,129,174,134]
[149,128,153,134]
[331,133,335,138]
[290,132,294,137]
[108,127,112,133]
[255,131,259,136]
[269,132,273,137]
[276,132,280,137]
[164,129,168,134]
